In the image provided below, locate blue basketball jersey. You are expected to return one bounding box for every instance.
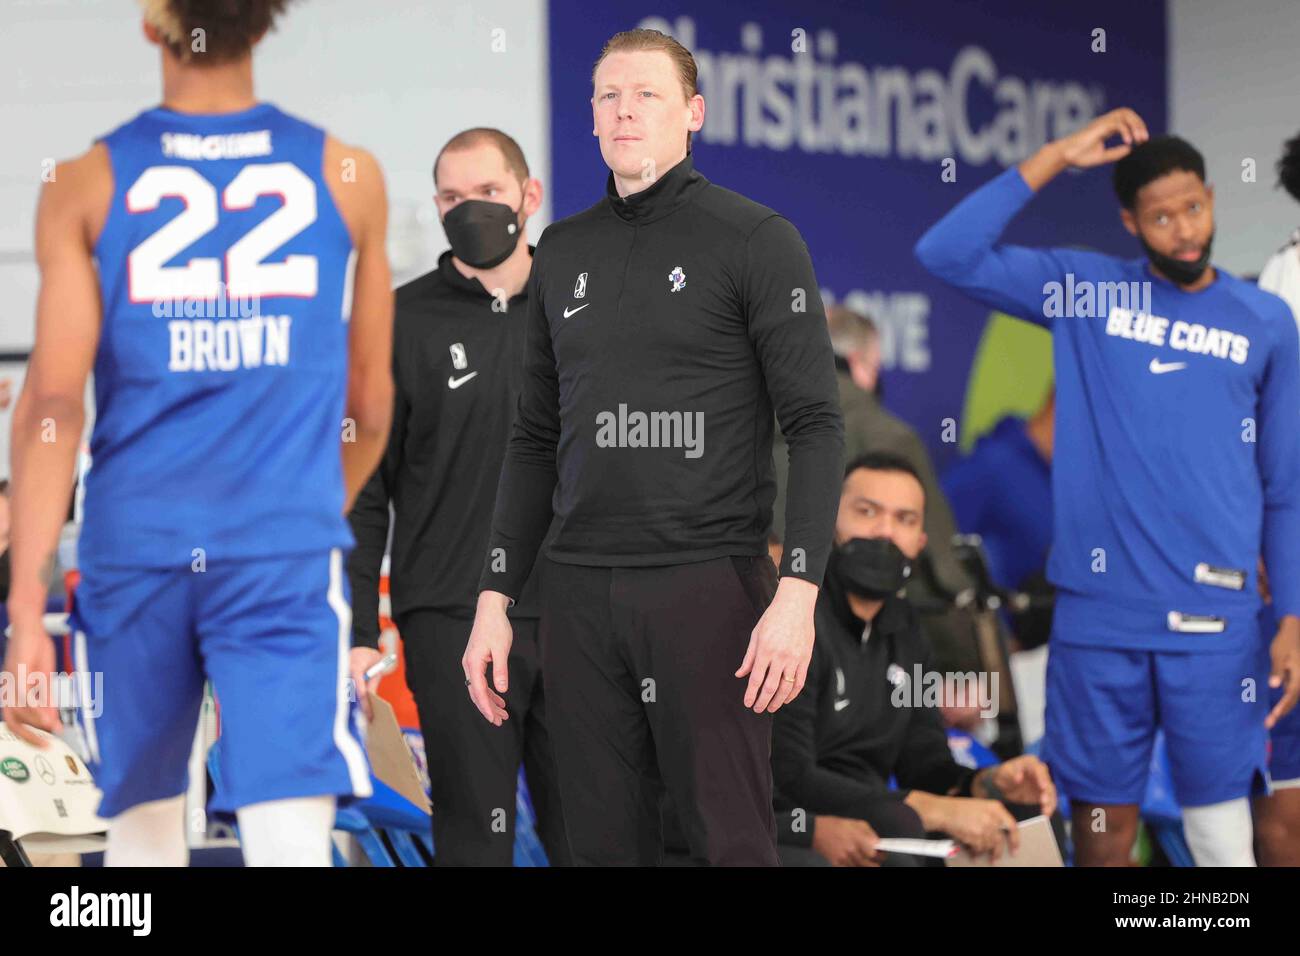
[84,102,355,571]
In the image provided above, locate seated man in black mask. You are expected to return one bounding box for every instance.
[772,452,1056,866]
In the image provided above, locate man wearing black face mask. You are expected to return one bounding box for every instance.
[771,452,1056,866]
[346,128,569,866]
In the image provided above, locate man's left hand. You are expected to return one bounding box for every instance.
[736,576,818,713]
[1267,616,1300,729]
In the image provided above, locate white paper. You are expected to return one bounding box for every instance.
[874,837,957,858]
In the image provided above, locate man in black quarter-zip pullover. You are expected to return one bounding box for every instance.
[348,129,567,866]
[464,29,843,866]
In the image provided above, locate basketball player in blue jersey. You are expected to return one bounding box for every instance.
[917,109,1300,866]
[1,0,394,866]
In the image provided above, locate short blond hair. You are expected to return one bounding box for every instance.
[592,28,698,103]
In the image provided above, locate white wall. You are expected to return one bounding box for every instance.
[1170,0,1300,276]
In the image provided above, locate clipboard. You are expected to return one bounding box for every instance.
[363,696,432,814]
[945,814,1063,867]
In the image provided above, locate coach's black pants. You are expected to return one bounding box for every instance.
[539,554,780,866]
[399,610,569,866]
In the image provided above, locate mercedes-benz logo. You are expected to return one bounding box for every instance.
[35,755,56,785]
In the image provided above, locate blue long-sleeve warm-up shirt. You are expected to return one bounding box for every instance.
[916,166,1300,652]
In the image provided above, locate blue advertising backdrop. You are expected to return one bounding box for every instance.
[547,0,1168,468]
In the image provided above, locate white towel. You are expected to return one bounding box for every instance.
[1259,230,1300,332]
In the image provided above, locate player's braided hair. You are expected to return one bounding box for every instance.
[139,0,293,64]
[1277,131,1300,204]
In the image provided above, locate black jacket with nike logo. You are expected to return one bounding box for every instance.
[479,154,843,596]
[348,249,539,649]
[771,577,976,846]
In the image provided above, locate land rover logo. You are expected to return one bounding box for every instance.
[1,757,30,783]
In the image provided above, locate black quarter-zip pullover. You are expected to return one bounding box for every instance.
[349,250,538,648]
[479,154,843,597]
[772,576,976,845]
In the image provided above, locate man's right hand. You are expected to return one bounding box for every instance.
[1055,107,1150,170]
[1020,107,1150,191]
[937,797,1020,861]
[348,646,385,722]
[1,615,62,748]
[811,815,882,867]
[462,591,513,726]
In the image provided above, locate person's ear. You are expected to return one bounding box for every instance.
[1120,207,1138,238]
[522,177,544,219]
[917,530,928,557]
[687,94,705,133]
[142,19,162,46]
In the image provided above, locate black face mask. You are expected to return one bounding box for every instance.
[1139,229,1214,287]
[832,537,912,599]
[442,199,523,269]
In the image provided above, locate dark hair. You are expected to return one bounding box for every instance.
[1278,131,1300,203]
[144,0,293,64]
[1112,135,1206,210]
[844,451,923,488]
[434,128,530,187]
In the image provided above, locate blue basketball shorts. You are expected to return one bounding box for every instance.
[1041,638,1268,807]
[69,548,372,819]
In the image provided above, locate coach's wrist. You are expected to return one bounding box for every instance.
[774,574,816,598]
[774,575,819,605]
[477,590,513,614]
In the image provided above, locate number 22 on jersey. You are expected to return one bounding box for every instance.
[125,161,317,302]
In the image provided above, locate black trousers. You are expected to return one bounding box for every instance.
[539,554,780,866]
[399,609,569,866]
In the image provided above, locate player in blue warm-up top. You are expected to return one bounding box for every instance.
[915,107,1300,867]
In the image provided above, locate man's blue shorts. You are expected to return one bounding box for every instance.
[1041,637,1269,808]
[69,548,372,819]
